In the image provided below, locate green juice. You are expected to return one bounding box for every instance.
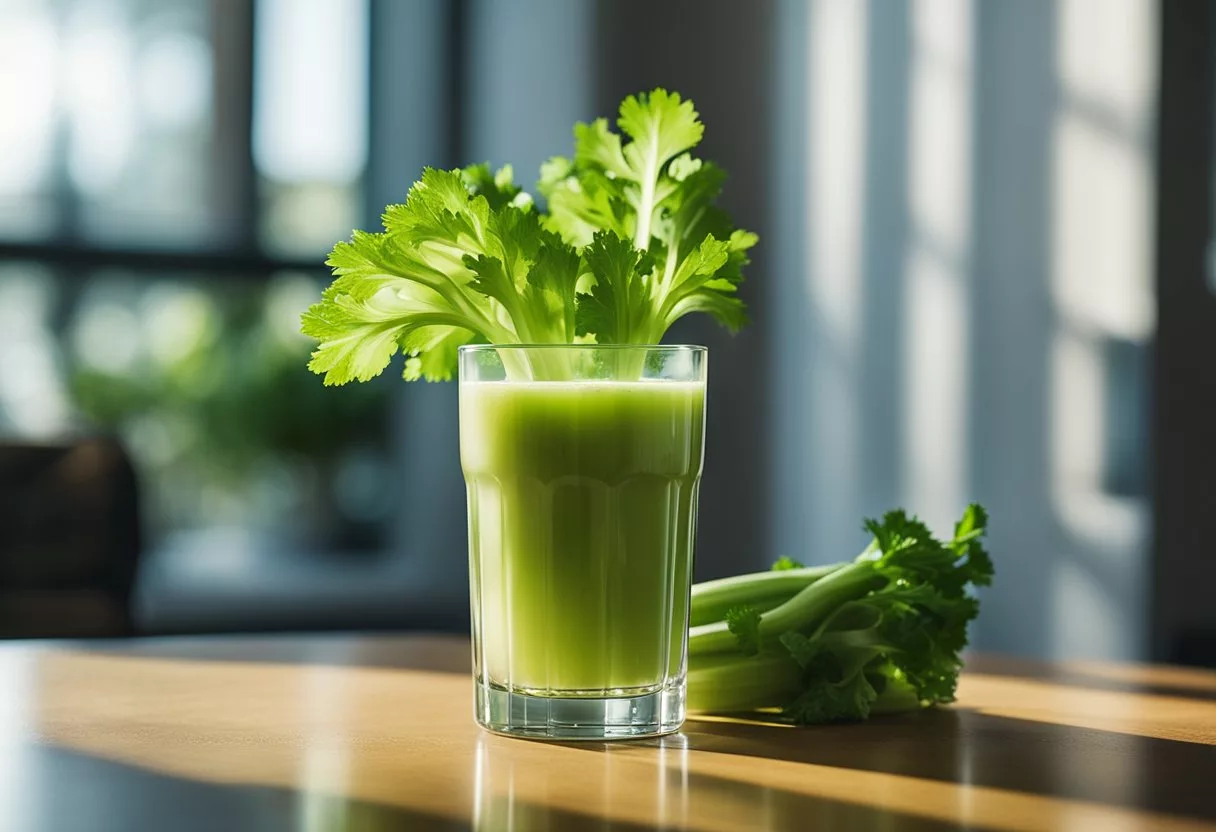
[461,379,706,694]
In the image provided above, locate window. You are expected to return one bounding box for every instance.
[0,0,390,552]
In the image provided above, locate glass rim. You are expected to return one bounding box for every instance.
[459,343,707,353]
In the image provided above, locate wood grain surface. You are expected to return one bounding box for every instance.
[0,634,1212,831]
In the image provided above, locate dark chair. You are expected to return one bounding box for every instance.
[0,438,140,638]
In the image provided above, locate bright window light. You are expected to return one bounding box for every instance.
[253,0,368,184]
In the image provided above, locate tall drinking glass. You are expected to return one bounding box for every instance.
[459,345,707,739]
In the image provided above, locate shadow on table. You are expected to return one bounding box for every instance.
[964,654,1216,702]
[477,773,960,832]
[14,745,470,832]
[672,708,1216,823]
[20,742,962,832]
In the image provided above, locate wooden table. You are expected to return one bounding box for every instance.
[1,634,1213,831]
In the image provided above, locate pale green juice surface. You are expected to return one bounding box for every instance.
[460,379,706,694]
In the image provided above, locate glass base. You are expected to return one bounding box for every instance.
[474,678,685,740]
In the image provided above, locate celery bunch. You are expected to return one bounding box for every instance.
[300,89,754,385]
[686,505,992,724]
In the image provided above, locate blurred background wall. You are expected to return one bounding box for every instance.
[0,0,1210,664]
[773,0,1162,663]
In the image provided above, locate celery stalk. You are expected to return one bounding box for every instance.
[688,561,885,656]
[689,564,838,627]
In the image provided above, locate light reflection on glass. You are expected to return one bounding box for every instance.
[655,733,690,828]
[473,736,518,832]
[473,733,696,830]
[296,664,352,832]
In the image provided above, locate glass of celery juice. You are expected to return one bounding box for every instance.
[459,344,706,739]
